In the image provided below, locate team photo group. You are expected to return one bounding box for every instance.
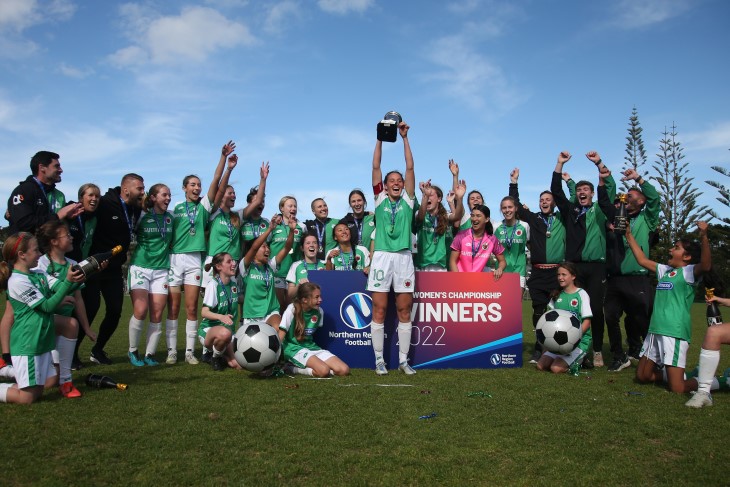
[1,118,729,409]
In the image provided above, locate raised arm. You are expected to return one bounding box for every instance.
[372,140,383,189]
[244,214,279,267]
[242,161,269,219]
[695,221,711,277]
[449,159,459,193]
[449,179,466,223]
[597,166,615,221]
[551,152,572,213]
[625,223,656,272]
[207,140,236,204]
[416,181,432,223]
[586,151,616,202]
[275,218,297,265]
[213,154,238,209]
[401,122,416,197]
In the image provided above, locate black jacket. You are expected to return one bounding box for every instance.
[89,187,141,274]
[6,175,59,234]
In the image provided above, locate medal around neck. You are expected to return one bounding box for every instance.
[377,111,402,143]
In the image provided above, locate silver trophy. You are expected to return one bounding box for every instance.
[377,111,402,143]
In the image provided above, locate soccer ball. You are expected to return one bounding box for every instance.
[535,309,582,355]
[234,322,281,372]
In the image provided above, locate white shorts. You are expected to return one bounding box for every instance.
[290,349,335,369]
[128,265,169,294]
[543,347,586,367]
[640,333,688,368]
[418,264,446,272]
[274,277,287,290]
[243,312,280,327]
[168,252,203,287]
[367,250,416,293]
[12,352,56,389]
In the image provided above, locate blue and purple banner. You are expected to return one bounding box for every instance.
[308,271,522,369]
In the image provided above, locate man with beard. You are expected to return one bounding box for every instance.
[83,173,145,365]
[604,168,659,372]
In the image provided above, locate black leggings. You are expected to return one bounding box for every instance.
[78,272,125,354]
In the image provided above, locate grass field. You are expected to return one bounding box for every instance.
[3,298,730,486]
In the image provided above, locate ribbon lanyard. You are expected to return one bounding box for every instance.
[504,222,517,249]
[153,211,167,241]
[254,263,270,293]
[540,214,554,232]
[339,246,354,270]
[315,221,325,250]
[428,214,438,244]
[77,215,86,246]
[354,217,363,244]
[185,201,198,235]
[216,277,233,314]
[224,212,234,241]
[389,199,399,233]
[119,196,134,241]
[33,177,54,212]
[470,229,485,258]
[575,206,589,223]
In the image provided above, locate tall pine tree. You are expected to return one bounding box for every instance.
[705,150,730,224]
[651,123,711,248]
[622,106,648,191]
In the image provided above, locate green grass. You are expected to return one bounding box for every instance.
[2,299,730,486]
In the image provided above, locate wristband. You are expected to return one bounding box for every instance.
[595,158,603,166]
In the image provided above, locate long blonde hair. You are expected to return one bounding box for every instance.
[292,282,320,342]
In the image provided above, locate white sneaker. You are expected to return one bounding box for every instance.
[166,350,177,365]
[399,361,417,375]
[375,361,388,376]
[593,351,604,368]
[685,391,713,408]
[0,364,14,379]
[185,351,199,365]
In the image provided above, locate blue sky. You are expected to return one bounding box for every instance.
[1,0,729,224]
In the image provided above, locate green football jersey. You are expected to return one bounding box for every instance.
[207,209,242,261]
[373,191,415,252]
[495,220,530,276]
[549,288,593,353]
[279,303,323,364]
[198,278,240,336]
[415,213,451,269]
[34,255,79,317]
[326,245,370,271]
[240,217,270,243]
[286,260,326,285]
[242,259,280,318]
[131,210,174,270]
[648,265,696,342]
[170,198,213,254]
[269,222,306,278]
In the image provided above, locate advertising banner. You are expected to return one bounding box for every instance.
[308,271,523,369]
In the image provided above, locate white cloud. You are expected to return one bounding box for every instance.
[684,122,730,151]
[58,62,94,79]
[263,0,302,35]
[423,35,527,114]
[612,0,693,29]
[318,0,373,15]
[0,0,75,59]
[110,5,256,67]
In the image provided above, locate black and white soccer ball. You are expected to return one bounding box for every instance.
[234,322,281,372]
[535,309,582,355]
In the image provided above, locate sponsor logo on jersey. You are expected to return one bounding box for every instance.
[112,216,119,220]
[657,282,674,290]
[37,198,44,206]
[369,221,374,226]
[339,292,373,330]
[12,195,23,205]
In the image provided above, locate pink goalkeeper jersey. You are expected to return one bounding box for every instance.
[450,230,504,272]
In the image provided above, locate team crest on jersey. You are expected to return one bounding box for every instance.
[404,279,412,288]
[482,243,489,250]
[259,223,266,229]
[310,315,318,323]
[165,217,172,224]
[570,298,578,307]
[37,198,44,206]
[516,229,523,236]
[294,229,301,236]
[232,287,237,294]
[12,195,23,205]
[355,255,361,261]
[668,271,677,278]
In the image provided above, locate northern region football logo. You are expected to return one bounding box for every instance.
[339,292,373,330]
[490,354,501,365]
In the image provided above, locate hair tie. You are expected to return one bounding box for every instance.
[10,233,27,258]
